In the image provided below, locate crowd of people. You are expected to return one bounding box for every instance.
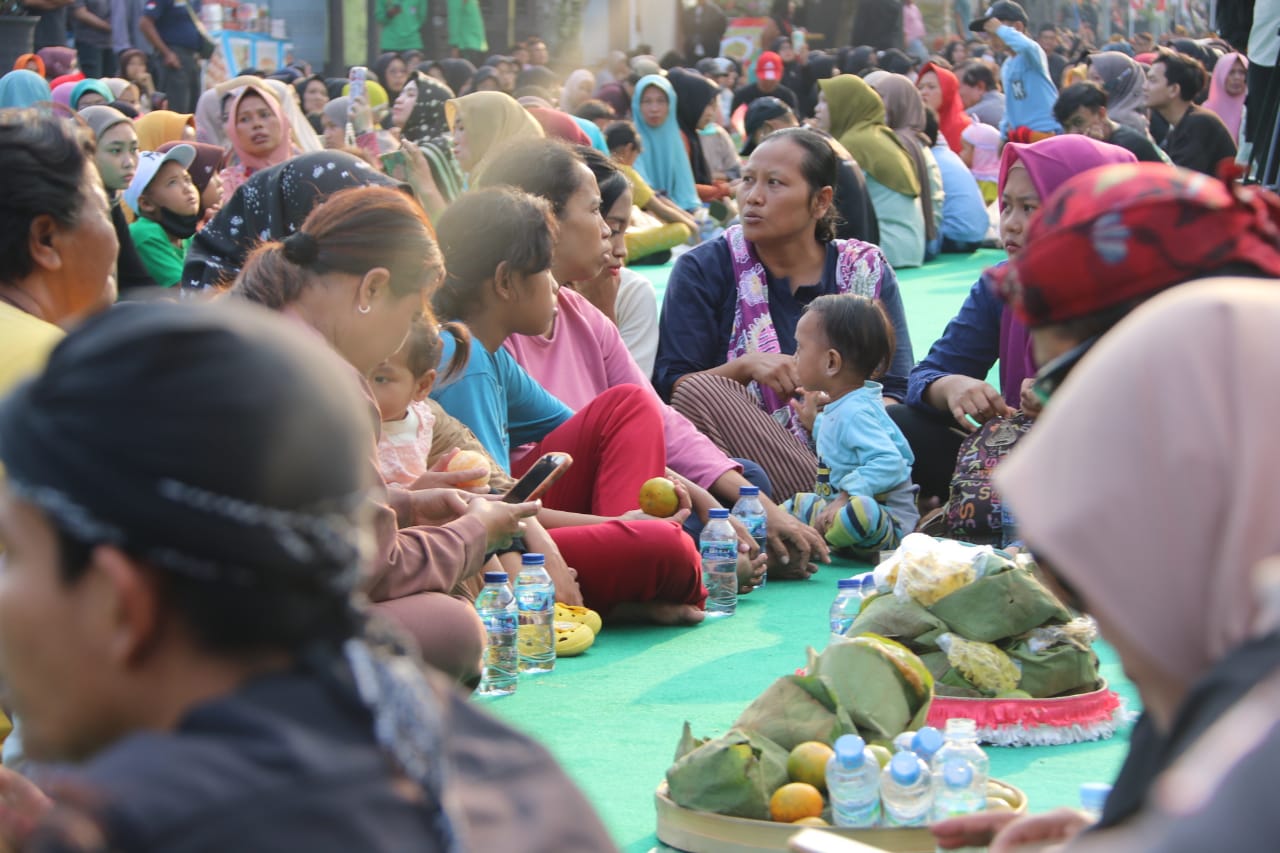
[1,0,1279,848]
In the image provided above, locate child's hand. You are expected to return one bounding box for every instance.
[413,447,491,493]
[814,493,849,537]
[789,387,829,434]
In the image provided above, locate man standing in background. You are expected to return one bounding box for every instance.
[139,0,203,113]
[684,0,727,61]
[112,0,152,58]
[375,0,427,53]
[23,0,75,51]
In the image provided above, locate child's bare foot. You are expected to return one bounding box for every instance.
[610,602,706,625]
[738,548,768,594]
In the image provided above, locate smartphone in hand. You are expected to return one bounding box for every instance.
[503,453,572,503]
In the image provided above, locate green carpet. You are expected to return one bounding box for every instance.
[481,251,1134,851]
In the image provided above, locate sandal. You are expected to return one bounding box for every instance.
[555,621,596,656]
[555,602,602,635]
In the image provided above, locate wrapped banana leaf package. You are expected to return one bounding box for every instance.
[928,567,1072,643]
[733,674,857,751]
[807,634,934,742]
[847,591,949,652]
[665,726,789,819]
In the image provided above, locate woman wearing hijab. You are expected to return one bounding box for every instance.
[80,105,158,294]
[527,106,592,145]
[50,79,80,109]
[444,90,545,182]
[295,73,331,134]
[869,73,941,261]
[1204,52,1248,145]
[372,51,410,103]
[0,69,51,109]
[1087,51,1150,133]
[655,127,914,506]
[391,71,465,206]
[219,84,298,205]
[561,68,597,113]
[12,52,44,77]
[799,51,838,118]
[321,95,352,149]
[891,135,1136,503]
[816,74,925,269]
[917,61,972,153]
[0,110,117,395]
[194,87,229,147]
[135,108,196,150]
[69,78,112,110]
[182,151,402,292]
[0,298,616,852]
[668,67,736,201]
[36,45,77,79]
[429,58,477,99]
[631,74,701,212]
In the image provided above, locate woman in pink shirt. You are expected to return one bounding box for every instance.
[496,145,829,580]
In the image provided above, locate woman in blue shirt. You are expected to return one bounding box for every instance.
[654,128,915,507]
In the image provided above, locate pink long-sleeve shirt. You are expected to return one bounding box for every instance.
[504,288,740,490]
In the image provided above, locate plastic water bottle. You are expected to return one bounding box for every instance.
[911,726,945,764]
[515,553,555,675]
[881,750,933,826]
[475,571,519,697]
[700,508,738,617]
[730,485,767,587]
[931,719,988,821]
[826,734,881,827]
[1079,782,1112,822]
[828,578,865,642]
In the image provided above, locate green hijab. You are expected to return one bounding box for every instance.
[818,75,919,198]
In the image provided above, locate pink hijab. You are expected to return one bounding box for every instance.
[1204,52,1247,142]
[961,122,1001,182]
[998,279,1280,686]
[224,84,294,174]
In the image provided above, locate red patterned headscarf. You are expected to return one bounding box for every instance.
[994,162,1280,328]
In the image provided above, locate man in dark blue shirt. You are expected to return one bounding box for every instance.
[139,0,203,112]
[23,0,74,51]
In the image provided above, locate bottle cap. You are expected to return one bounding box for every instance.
[521,553,546,565]
[945,717,977,739]
[708,508,730,519]
[483,571,509,584]
[860,574,878,591]
[889,751,922,784]
[832,733,867,769]
[837,578,860,589]
[738,485,760,496]
[1079,782,1112,813]
[912,726,944,759]
[892,731,916,753]
[943,759,974,788]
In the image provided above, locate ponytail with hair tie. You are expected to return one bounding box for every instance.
[283,231,321,266]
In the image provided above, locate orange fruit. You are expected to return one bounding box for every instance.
[446,449,491,488]
[638,476,679,517]
[769,782,825,823]
[787,741,835,793]
[792,816,830,827]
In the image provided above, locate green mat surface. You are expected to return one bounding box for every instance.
[484,249,1135,850]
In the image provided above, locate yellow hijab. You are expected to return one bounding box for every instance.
[445,91,545,178]
[818,75,919,198]
[134,109,195,151]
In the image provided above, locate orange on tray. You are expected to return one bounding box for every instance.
[769,782,824,823]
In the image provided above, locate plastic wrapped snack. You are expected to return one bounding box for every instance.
[889,534,994,607]
[936,632,1022,696]
[1026,616,1099,653]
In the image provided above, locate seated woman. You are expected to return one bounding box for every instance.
[135,108,196,150]
[430,187,710,624]
[815,75,927,270]
[890,135,1138,505]
[0,300,616,851]
[869,73,942,262]
[490,141,824,577]
[231,185,537,682]
[445,90,545,184]
[604,120,697,264]
[79,105,157,292]
[388,70,466,215]
[654,127,914,505]
[219,84,298,204]
[630,74,702,213]
[667,68,736,204]
[916,61,971,152]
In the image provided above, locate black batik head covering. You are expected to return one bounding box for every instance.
[666,67,720,185]
[0,299,466,852]
[181,151,406,292]
[435,59,477,98]
[399,72,465,206]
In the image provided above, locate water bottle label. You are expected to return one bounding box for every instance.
[480,612,517,633]
[516,587,554,611]
[700,542,737,562]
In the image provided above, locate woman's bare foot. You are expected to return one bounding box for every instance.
[610,602,706,625]
[738,549,768,595]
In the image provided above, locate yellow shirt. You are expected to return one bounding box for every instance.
[0,301,62,399]
[617,163,656,209]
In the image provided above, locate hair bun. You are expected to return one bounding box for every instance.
[282,231,320,266]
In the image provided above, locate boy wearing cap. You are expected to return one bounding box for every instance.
[731,51,799,115]
[126,145,201,288]
[971,0,1060,140]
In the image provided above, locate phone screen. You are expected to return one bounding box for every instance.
[503,453,571,503]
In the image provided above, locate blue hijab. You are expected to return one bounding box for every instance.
[631,75,700,211]
[0,70,52,109]
[571,114,609,154]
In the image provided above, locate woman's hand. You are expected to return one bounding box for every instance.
[348,93,374,135]
[931,374,1011,432]
[0,766,51,847]
[745,351,802,399]
[412,448,491,493]
[407,488,472,526]
[390,143,445,217]
[464,495,540,552]
[621,479,693,525]
[1019,377,1043,418]
[520,517,585,606]
[989,808,1093,853]
[931,810,1021,850]
[789,388,829,434]
[763,503,828,578]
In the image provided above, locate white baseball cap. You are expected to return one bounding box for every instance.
[125,144,196,215]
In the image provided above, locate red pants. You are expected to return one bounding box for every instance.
[549,519,705,615]
[513,384,665,516]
